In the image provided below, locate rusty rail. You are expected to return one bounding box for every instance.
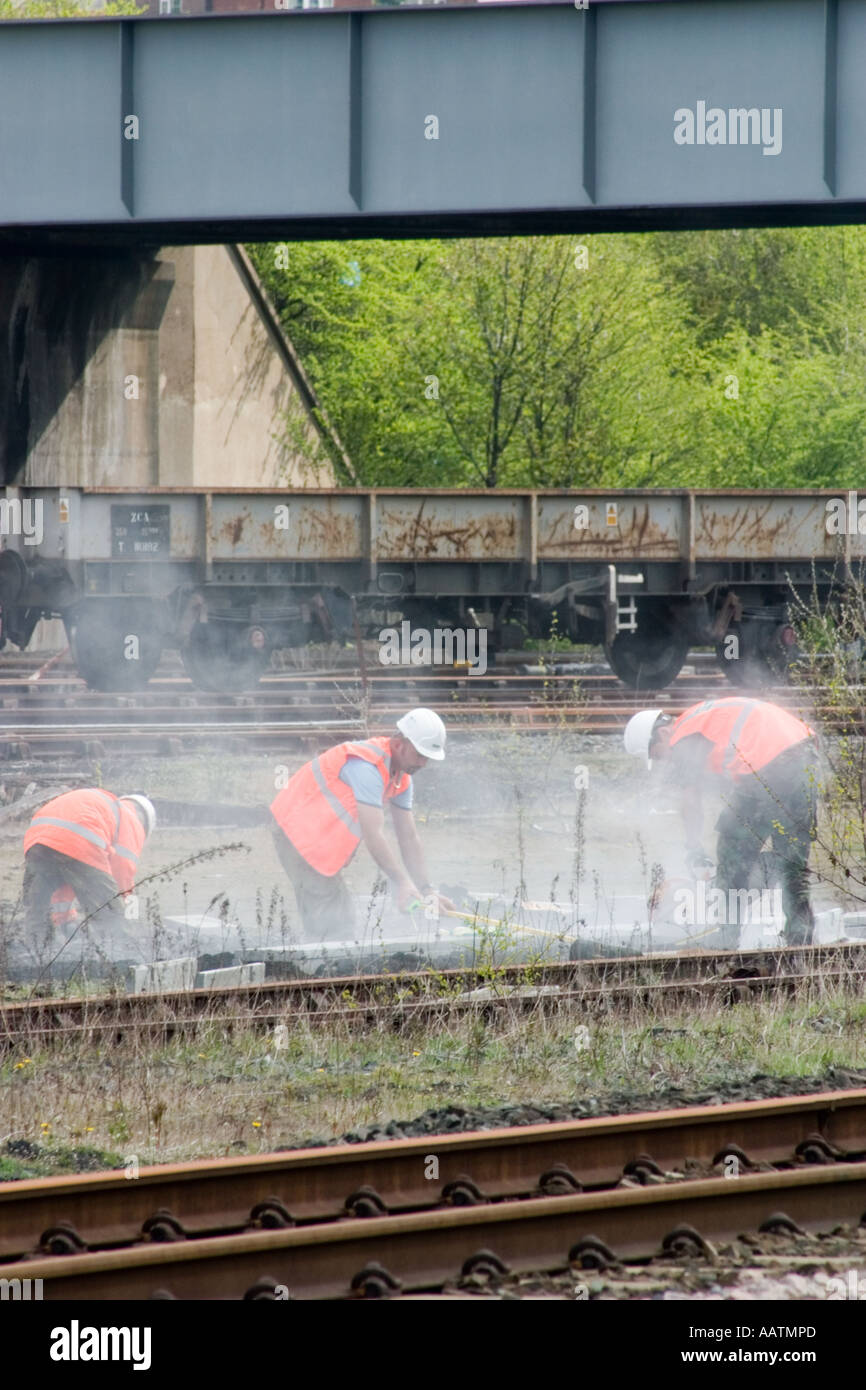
[2,1088,866,1297]
[4,942,866,1048]
[0,660,858,758]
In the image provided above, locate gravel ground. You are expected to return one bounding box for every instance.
[290,1065,866,1149]
[436,1237,866,1300]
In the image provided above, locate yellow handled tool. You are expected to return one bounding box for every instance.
[442,907,567,943]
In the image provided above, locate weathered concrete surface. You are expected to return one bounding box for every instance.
[0,245,338,488]
[128,956,198,994]
[194,960,266,990]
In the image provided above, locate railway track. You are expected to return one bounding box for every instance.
[1,1087,865,1298]
[0,651,845,756]
[3,942,866,1048]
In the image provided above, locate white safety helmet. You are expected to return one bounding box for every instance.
[121,793,157,838]
[623,709,665,769]
[396,707,447,761]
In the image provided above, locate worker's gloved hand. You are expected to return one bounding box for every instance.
[686,847,715,878]
[396,880,425,913]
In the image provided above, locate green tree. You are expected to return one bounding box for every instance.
[250,227,866,491]
[1,1,143,15]
[251,235,705,488]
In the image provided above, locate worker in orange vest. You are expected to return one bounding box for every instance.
[22,789,157,944]
[624,698,819,948]
[270,708,456,940]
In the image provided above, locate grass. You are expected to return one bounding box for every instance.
[2,977,866,1174]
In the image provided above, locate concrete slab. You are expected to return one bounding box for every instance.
[842,912,866,939]
[194,961,265,990]
[814,908,845,944]
[128,957,197,995]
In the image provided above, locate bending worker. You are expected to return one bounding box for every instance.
[22,789,156,941]
[623,697,818,948]
[270,708,456,940]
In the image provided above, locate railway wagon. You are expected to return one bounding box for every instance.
[0,486,862,692]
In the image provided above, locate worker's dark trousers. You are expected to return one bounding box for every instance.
[711,743,818,949]
[21,845,120,945]
[270,817,357,941]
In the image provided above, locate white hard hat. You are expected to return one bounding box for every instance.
[623,709,664,769]
[121,794,157,838]
[396,707,446,761]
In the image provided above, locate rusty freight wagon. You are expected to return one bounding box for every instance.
[0,487,862,692]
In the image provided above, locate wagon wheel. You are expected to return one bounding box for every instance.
[605,627,689,691]
[181,621,269,692]
[66,599,163,692]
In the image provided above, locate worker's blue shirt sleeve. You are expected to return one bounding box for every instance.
[339,758,414,810]
[390,780,414,811]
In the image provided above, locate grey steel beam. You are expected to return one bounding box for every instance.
[1,0,866,249]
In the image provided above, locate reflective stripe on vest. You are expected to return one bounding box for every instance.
[29,816,109,852]
[310,756,361,838]
[669,698,813,778]
[32,792,133,861]
[112,843,139,864]
[93,791,140,868]
[103,793,120,837]
[271,736,409,876]
[666,699,715,738]
[721,699,757,773]
[28,791,139,873]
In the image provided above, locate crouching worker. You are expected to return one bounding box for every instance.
[22,789,156,945]
[624,698,818,949]
[270,708,456,941]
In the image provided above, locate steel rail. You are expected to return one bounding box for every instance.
[4,943,866,1045]
[0,1089,861,1273]
[2,967,865,1048]
[6,945,866,1034]
[5,1134,866,1295]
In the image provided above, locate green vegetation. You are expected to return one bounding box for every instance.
[0,0,143,16]
[3,984,866,1171]
[249,227,866,490]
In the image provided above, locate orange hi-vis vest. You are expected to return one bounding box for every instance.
[669,697,815,780]
[271,736,411,877]
[23,788,146,894]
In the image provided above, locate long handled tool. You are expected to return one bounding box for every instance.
[441,907,569,943]
[406,897,562,941]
